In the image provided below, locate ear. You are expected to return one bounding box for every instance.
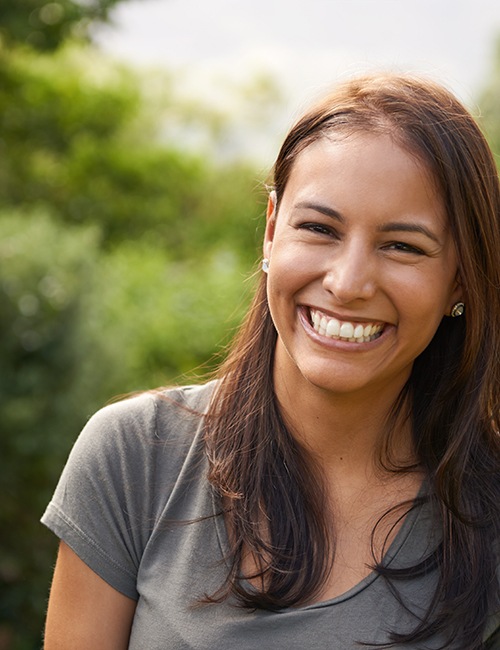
[263,190,277,261]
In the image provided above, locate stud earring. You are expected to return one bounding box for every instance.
[262,258,270,273]
[450,302,465,317]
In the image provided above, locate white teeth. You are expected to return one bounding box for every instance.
[310,309,384,343]
[353,324,364,338]
[339,322,354,338]
[326,317,340,336]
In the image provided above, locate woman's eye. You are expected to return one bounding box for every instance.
[386,241,425,255]
[299,222,337,236]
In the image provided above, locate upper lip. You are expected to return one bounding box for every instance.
[306,305,387,326]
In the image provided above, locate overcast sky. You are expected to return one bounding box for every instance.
[94,0,500,160]
[97,0,500,98]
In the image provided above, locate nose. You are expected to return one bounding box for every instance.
[322,241,377,304]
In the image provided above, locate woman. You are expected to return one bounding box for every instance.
[42,74,500,649]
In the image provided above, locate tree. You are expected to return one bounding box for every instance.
[0,211,102,649]
[0,44,265,260]
[0,0,130,51]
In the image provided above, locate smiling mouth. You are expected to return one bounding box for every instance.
[309,308,385,343]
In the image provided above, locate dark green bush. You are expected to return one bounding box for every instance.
[0,210,101,648]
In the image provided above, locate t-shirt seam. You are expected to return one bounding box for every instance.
[47,501,137,580]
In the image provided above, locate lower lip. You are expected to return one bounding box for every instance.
[298,307,391,351]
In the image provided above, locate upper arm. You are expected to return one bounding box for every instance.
[44,542,137,650]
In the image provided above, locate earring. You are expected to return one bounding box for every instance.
[262,258,269,273]
[450,302,465,317]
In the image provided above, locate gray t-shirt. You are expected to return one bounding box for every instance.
[41,382,499,649]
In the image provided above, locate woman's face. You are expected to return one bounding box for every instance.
[264,133,462,401]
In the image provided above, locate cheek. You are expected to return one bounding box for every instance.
[267,265,316,311]
[266,263,305,327]
[267,249,302,293]
[266,275,290,316]
[270,237,327,285]
[397,283,448,341]
[384,272,452,355]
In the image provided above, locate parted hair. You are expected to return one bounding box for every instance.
[204,73,500,649]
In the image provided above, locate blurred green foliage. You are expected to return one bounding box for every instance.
[0,45,266,257]
[0,0,129,51]
[0,18,268,650]
[0,213,100,649]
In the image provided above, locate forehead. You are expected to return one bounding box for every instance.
[280,133,447,226]
[289,131,432,184]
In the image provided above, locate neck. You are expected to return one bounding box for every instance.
[273,360,415,477]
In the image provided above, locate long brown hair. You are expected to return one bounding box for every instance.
[204,74,500,648]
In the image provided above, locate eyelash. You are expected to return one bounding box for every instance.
[298,223,426,255]
[299,222,338,237]
[385,241,425,255]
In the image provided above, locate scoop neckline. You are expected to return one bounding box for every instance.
[211,480,427,610]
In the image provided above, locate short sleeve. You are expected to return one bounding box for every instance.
[41,392,163,600]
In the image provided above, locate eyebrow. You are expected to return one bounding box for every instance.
[293,201,344,221]
[377,222,441,245]
[293,201,441,245]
